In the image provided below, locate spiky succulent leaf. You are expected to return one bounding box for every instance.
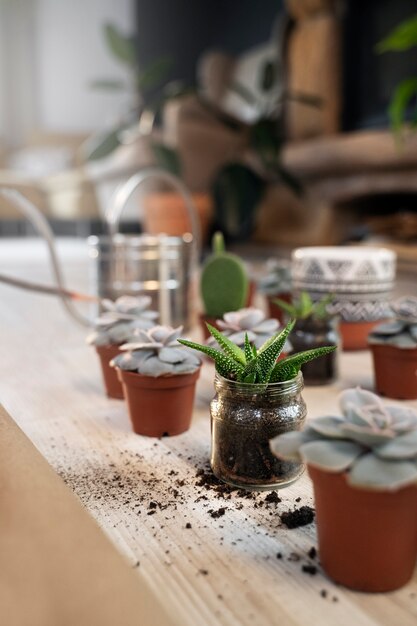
[244,333,253,363]
[299,440,365,472]
[347,454,417,491]
[270,345,336,383]
[273,297,297,318]
[255,320,295,382]
[206,323,246,365]
[177,338,244,378]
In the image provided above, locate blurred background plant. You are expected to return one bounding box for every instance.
[377,13,417,138]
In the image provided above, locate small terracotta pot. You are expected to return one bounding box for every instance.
[117,368,201,437]
[308,465,417,592]
[370,343,417,400]
[266,293,292,325]
[143,192,213,244]
[199,314,222,340]
[95,345,124,399]
[340,320,385,351]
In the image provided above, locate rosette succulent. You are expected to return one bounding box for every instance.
[87,296,158,347]
[270,387,417,490]
[210,307,292,351]
[369,296,417,349]
[258,259,292,296]
[112,325,201,377]
[179,319,335,384]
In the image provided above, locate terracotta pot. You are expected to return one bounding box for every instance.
[95,345,124,399]
[199,314,222,340]
[117,368,201,437]
[340,320,386,351]
[143,191,213,244]
[266,293,292,325]
[370,343,417,400]
[308,465,417,592]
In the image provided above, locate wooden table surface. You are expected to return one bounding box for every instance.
[1,238,416,626]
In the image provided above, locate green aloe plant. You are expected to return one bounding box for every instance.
[273,291,333,321]
[178,319,335,384]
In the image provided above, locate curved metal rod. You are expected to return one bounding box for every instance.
[106,167,200,258]
[0,188,92,327]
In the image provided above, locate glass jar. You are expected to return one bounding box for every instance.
[210,372,307,490]
[291,317,340,385]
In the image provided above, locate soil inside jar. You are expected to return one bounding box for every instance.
[211,410,304,490]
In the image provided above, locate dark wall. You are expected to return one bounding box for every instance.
[135,0,284,95]
[343,0,417,130]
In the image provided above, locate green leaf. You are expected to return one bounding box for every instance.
[244,333,253,363]
[255,319,295,382]
[206,324,246,365]
[299,291,312,318]
[376,14,417,53]
[85,128,121,161]
[177,338,244,379]
[388,78,417,136]
[104,23,137,68]
[273,297,297,318]
[151,143,182,177]
[137,57,173,91]
[212,231,225,254]
[270,345,337,382]
[89,78,127,91]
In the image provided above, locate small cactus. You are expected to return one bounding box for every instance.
[179,319,335,384]
[369,296,417,349]
[200,232,248,317]
[270,387,417,491]
[111,325,201,377]
[87,295,158,347]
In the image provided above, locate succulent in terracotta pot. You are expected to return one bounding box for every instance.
[368,296,417,400]
[87,296,159,399]
[273,292,339,385]
[179,320,335,490]
[270,387,417,592]
[112,325,201,437]
[199,232,249,338]
[258,258,292,324]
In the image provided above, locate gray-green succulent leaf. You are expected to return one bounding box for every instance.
[112,324,201,377]
[87,295,159,346]
[369,296,417,348]
[270,386,417,490]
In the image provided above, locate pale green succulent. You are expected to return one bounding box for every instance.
[369,296,417,349]
[87,295,158,347]
[178,319,335,384]
[270,388,417,491]
[111,325,201,377]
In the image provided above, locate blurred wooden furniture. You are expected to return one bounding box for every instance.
[0,238,416,626]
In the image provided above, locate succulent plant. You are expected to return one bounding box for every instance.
[87,295,158,347]
[258,259,292,296]
[369,296,417,349]
[201,231,249,317]
[111,325,201,377]
[178,319,335,384]
[274,291,333,321]
[270,387,417,491]
[208,307,292,351]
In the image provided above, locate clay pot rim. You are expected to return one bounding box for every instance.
[116,366,201,390]
[368,342,417,355]
[307,464,417,497]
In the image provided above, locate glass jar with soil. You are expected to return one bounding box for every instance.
[210,372,306,490]
[290,317,340,385]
